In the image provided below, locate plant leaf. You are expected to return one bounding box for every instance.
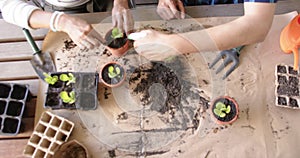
[213,109,222,116]
[216,102,226,110]
[108,66,114,73]
[111,28,123,39]
[225,105,231,114]
[59,74,70,82]
[108,72,117,78]
[219,112,226,118]
[115,67,121,75]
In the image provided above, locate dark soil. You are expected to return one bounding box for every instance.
[277,96,287,105]
[277,75,299,96]
[0,100,6,115]
[277,65,287,73]
[11,85,27,100]
[45,93,60,107]
[288,66,298,75]
[212,97,237,122]
[101,63,125,85]
[289,98,298,107]
[128,57,206,124]
[3,118,19,133]
[0,84,11,98]
[64,40,77,51]
[105,30,127,49]
[7,101,23,116]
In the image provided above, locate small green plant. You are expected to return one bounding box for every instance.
[59,73,76,85]
[60,91,75,104]
[213,102,231,118]
[111,28,124,39]
[108,65,121,79]
[44,73,58,85]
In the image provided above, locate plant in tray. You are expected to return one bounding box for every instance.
[44,72,99,110]
[211,96,239,125]
[105,27,130,57]
[60,91,76,104]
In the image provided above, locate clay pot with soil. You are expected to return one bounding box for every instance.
[105,27,130,57]
[211,96,239,125]
[100,62,126,88]
[53,140,89,158]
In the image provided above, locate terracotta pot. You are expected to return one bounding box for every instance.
[280,14,300,70]
[53,140,89,158]
[99,61,126,88]
[210,96,239,125]
[105,29,130,57]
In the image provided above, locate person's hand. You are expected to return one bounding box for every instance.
[157,0,185,20]
[112,0,134,34]
[57,14,104,49]
[133,30,182,61]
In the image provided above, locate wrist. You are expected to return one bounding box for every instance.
[114,0,129,7]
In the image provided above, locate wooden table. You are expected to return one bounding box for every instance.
[0,0,299,157]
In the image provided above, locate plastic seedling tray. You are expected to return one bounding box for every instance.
[23,111,75,158]
[44,72,99,110]
[275,64,300,109]
[0,83,30,135]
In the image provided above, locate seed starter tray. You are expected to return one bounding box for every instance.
[23,111,74,158]
[44,72,99,110]
[275,64,300,109]
[0,83,30,135]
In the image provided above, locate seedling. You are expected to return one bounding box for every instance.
[44,73,58,85]
[213,102,231,118]
[108,65,121,79]
[60,91,75,104]
[59,73,76,86]
[111,28,124,39]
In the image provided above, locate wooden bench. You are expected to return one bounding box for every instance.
[0,19,48,158]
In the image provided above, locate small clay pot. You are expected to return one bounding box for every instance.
[105,28,130,57]
[100,61,126,88]
[210,96,239,125]
[53,140,89,158]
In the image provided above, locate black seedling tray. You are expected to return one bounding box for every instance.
[44,72,99,110]
[0,83,30,135]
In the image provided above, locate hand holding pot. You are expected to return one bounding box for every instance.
[157,0,185,20]
[57,13,104,49]
[112,0,134,34]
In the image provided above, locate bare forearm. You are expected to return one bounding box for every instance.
[174,2,276,53]
[28,10,52,29]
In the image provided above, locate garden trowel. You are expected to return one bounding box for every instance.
[23,28,56,80]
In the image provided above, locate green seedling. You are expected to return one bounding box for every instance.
[59,73,76,85]
[213,102,231,118]
[111,28,124,39]
[60,91,75,104]
[108,65,121,79]
[44,73,58,85]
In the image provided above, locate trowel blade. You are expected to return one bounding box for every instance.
[30,52,56,80]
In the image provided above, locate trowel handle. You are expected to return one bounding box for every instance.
[22,28,41,55]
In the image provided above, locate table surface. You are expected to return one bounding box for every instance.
[0,0,299,158]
